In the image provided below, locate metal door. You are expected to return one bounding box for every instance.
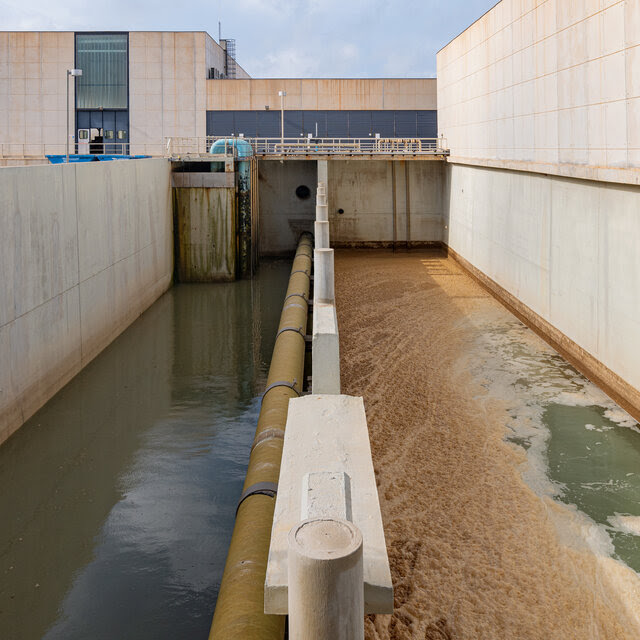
[77,128,90,154]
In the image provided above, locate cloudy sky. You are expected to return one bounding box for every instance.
[2,0,497,77]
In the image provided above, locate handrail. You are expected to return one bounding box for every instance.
[1,136,450,162]
[164,136,449,158]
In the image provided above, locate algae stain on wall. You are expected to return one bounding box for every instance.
[173,187,236,282]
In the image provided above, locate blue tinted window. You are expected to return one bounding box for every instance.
[257,111,280,137]
[371,111,395,138]
[302,111,327,137]
[394,111,417,137]
[347,111,371,137]
[208,112,235,135]
[326,111,349,137]
[417,111,437,138]
[206,110,437,139]
[283,111,303,137]
[234,112,257,137]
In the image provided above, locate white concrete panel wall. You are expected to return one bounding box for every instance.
[0,158,173,445]
[445,163,640,393]
[328,160,444,244]
[437,0,640,184]
[129,32,210,156]
[0,32,74,158]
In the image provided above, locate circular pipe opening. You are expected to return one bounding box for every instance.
[295,185,311,200]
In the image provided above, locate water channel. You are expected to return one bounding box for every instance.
[470,313,640,576]
[0,261,290,640]
[2,252,640,638]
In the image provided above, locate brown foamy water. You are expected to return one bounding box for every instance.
[335,249,640,640]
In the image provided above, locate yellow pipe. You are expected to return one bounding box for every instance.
[209,233,313,639]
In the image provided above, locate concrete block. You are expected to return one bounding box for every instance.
[312,302,340,395]
[265,394,393,615]
[301,471,351,521]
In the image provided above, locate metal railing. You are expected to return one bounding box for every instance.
[1,136,449,163]
[165,137,241,158]
[164,136,449,158]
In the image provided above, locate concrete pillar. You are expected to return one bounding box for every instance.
[288,518,364,640]
[315,220,330,249]
[314,249,334,303]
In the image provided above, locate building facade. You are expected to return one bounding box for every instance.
[0,31,437,163]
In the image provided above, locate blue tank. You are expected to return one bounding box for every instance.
[209,138,253,158]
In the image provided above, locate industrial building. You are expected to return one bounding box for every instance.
[0,30,437,163]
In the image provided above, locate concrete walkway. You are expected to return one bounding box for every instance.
[335,249,640,640]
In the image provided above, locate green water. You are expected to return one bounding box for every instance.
[545,404,640,571]
[473,314,640,576]
[0,261,290,640]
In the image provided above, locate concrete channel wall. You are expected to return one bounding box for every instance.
[444,163,640,410]
[258,159,446,255]
[0,158,173,445]
[328,160,444,245]
[259,160,318,255]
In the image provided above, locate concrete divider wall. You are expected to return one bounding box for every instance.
[328,160,444,245]
[0,158,173,444]
[444,162,640,408]
[259,160,317,255]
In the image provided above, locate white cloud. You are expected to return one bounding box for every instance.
[1,0,495,78]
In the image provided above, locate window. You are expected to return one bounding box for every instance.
[75,33,128,109]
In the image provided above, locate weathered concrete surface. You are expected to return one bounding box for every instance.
[173,186,236,282]
[265,394,393,615]
[172,172,235,188]
[444,163,640,411]
[437,0,640,184]
[0,158,173,445]
[328,160,445,244]
[258,160,317,255]
[207,78,437,111]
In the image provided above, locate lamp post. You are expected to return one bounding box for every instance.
[66,68,82,163]
[278,90,286,148]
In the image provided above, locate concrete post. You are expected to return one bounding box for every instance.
[288,518,364,640]
[314,249,334,303]
[315,220,330,249]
